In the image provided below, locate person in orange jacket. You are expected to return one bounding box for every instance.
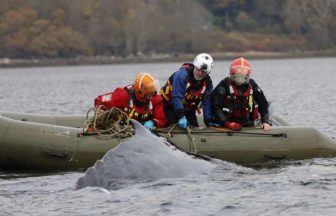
[211,57,271,131]
[94,73,167,130]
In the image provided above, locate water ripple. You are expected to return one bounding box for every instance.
[0,58,336,215]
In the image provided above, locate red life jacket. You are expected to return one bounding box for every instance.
[94,86,154,123]
[222,80,259,124]
[123,85,155,122]
[160,63,208,111]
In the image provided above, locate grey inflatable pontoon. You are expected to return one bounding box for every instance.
[0,112,335,170]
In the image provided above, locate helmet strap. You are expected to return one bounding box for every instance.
[134,91,146,103]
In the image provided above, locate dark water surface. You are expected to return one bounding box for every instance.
[0,58,336,215]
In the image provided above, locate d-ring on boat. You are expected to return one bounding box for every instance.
[0,110,335,171]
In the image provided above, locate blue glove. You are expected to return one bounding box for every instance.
[143,120,155,130]
[178,116,188,129]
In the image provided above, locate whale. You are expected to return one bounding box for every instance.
[76,120,217,190]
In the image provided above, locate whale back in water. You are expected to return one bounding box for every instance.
[76,120,216,189]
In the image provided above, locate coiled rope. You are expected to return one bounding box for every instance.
[83,106,134,139]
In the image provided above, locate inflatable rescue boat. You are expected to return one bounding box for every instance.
[0,112,335,170]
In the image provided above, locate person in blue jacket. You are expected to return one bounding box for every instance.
[160,53,215,129]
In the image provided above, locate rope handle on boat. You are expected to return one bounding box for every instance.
[210,127,287,137]
[158,124,198,154]
[187,126,197,153]
[224,131,287,138]
[152,128,211,161]
[154,127,287,138]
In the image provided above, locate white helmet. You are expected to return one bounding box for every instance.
[193,53,214,73]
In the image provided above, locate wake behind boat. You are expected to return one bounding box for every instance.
[0,111,335,171]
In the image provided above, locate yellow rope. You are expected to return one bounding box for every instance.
[186,127,197,153]
[156,124,197,153]
[83,106,134,139]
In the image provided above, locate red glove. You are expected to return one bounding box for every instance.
[224,121,241,131]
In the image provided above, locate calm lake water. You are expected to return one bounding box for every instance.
[0,57,336,215]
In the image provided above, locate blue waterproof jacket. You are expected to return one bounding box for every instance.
[162,63,213,121]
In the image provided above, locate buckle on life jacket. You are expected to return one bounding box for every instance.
[160,83,172,102]
[127,108,135,121]
[196,107,202,115]
[160,89,169,101]
[248,89,253,112]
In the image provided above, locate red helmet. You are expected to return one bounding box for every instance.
[230,57,251,85]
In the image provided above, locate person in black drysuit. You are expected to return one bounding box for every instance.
[211,57,271,131]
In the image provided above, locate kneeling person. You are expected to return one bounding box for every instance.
[160,53,214,129]
[212,57,271,131]
[94,73,167,130]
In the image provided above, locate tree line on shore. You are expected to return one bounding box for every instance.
[0,0,335,59]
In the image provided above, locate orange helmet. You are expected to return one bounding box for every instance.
[230,57,251,85]
[133,73,158,102]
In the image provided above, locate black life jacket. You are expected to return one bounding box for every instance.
[221,78,259,124]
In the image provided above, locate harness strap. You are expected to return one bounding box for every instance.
[160,89,169,101]
[127,108,135,121]
[248,88,254,112]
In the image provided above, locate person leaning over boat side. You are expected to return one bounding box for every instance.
[160,53,215,129]
[211,57,271,131]
[94,73,167,130]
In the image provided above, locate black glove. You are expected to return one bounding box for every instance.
[204,118,221,127]
[206,122,222,127]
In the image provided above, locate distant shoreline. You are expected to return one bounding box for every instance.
[1,49,335,68]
